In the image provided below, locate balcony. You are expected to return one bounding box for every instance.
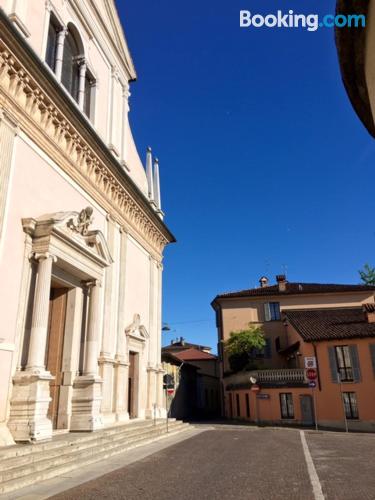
[224,368,307,390]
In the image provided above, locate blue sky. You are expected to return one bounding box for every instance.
[116,0,375,351]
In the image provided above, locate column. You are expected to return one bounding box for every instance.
[55,27,67,82]
[26,252,56,372]
[78,61,87,111]
[70,279,103,432]
[0,111,17,252]
[8,252,55,442]
[83,280,101,376]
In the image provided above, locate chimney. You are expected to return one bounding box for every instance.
[363,303,375,323]
[276,274,287,292]
[259,276,269,288]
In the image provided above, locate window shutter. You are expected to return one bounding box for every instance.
[328,346,339,383]
[264,303,271,322]
[349,345,361,383]
[369,344,375,377]
[264,338,272,358]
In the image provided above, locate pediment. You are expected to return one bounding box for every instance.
[125,314,149,342]
[22,207,113,268]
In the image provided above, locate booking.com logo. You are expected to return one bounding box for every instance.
[240,10,366,32]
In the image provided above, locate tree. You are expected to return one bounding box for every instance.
[359,264,375,286]
[224,325,266,373]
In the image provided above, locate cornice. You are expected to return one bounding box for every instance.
[0,9,175,257]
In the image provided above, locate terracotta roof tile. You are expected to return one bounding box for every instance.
[213,283,375,300]
[172,348,217,361]
[284,307,375,342]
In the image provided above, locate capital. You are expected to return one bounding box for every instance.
[30,252,57,263]
[82,279,101,289]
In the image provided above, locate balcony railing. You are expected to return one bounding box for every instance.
[252,369,306,385]
[224,368,307,390]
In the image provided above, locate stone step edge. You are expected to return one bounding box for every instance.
[0,426,192,494]
[0,419,182,460]
[0,423,190,481]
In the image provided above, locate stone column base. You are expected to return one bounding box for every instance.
[8,370,53,442]
[70,375,103,432]
[114,359,129,422]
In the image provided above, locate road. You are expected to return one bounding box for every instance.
[50,426,375,500]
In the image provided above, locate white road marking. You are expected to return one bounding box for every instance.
[300,430,325,500]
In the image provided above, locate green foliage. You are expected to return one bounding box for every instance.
[359,264,375,286]
[225,325,266,373]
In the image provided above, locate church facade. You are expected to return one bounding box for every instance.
[0,0,174,445]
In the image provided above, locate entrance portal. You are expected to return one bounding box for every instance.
[46,287,69,429]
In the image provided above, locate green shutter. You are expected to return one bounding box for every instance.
[349,345,361,383]
[328,346,339,383]
[370,345,375,377]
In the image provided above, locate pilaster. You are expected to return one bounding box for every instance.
[0,109,17,252]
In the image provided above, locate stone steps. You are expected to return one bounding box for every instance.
[0,420,190,494]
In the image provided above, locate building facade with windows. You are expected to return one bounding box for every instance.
[0,1,174,445]
[212,276,375,430]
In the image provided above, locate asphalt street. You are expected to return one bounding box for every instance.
[49,426,375,500]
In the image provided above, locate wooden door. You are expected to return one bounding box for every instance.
[46,288,68,429]
[128,352,137,418]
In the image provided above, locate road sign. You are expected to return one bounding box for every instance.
[306,368,318,380]
[251,384,260,392]
[308,381,317,388]
[167,388,175,395]
[304,356,317,369]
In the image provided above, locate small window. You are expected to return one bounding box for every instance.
[229,393,233,418]
[280,393,294,419]
[84,71,95,119]
[61,31,80,101]
[342,392,358,419]
[236,393,240,417]
[264,302,281,321]
[45,15,60,71]
[335,346,353,382]
[275,337,281,352]
[245,393,250,418]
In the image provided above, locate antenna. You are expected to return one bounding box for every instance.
[282,264,288,278]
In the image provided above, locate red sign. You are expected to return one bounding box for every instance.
[306,368,317,380]
[251,384,260,392]
[167,389,175,395]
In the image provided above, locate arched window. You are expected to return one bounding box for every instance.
[61,28,81,102]
[45,14,60,71]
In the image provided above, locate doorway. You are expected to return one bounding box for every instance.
[300,394,314,426]
[128,352,138,419]
[46,286,69,429]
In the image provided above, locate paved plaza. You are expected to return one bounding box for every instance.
[37,425,375,500]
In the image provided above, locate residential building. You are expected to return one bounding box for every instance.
[212,276,375,429]
[0,1,174,445]
[162,338,220,418]
[335,0,375,137]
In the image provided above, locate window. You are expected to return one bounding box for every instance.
[245,393,250,418]
[335,346,353,382]
[236,393,240,417]
[342,392,359,419]
[45,15,60,71]
[280,393,294,419]
[275,337,281,352]
[229,393,233,418]
[264,302,281,321]
[61,30,80,102]
[84,71,96,119]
